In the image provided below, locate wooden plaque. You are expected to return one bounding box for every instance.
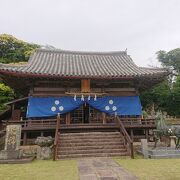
[81,79,90,92]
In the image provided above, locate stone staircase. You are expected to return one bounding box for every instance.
[56,131,129,159]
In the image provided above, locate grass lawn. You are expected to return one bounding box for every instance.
[0,160,78,180]
[1,157,180,180]
[115,156,180,180]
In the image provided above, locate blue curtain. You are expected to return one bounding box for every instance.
[27,96,83,118]
[27,96,142,118]
[88,96,142,116]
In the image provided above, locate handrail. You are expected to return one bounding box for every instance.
[53,114,60,161]
[116,116,134,159]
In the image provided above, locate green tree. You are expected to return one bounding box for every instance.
[0,34,40,63]
[0,83,14,112]
[0,34,40,113]
[140,80,171,113]
[141,48,180,117]
[168,75,180,116]
[156,48,180,75]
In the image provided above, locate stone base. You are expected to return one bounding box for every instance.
[37,147,52,160]
[170,136,176,148]
[149,147,180,159]
[0,150,21,160]
[20,145,40,157]
[0,156,34,164]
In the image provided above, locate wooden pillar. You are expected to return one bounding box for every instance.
[145,129,149,141]
[23,132,27,145]
[66,113,71,125]
[12,103,15,111]
[11,103,15,119]
[102,112,106,124]
[130,129,134,141]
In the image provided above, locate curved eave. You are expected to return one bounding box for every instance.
[0,69,134,80]
[0,68,169,80]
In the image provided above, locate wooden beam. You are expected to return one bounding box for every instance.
[32,93,67,97]
[34,87,66,92]
[104,88,136,92]
[5,97,28,105]
[107,92,136,96]
[65,92,107,96]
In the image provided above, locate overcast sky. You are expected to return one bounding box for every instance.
[0,0,180,67]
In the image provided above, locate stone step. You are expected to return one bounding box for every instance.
[59,138,123,143]
[59,141,124,147]
[57,132,128,159]
[60,136,123,141]
[57,152,129,159]
[59,145,125,151]
[60,134,122,138]
[58,148,127,155]
[60,135,122,139]
[60,132,120,137]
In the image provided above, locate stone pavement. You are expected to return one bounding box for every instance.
[77,158,139,180]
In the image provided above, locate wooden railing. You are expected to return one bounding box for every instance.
[120,118,155,127]
[116,116,134,159]
[1,117,155,132]
[53,114,60,161]
[2,119,58,130]
[23,119,57,128]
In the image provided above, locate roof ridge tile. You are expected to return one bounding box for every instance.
[36,48,127,56]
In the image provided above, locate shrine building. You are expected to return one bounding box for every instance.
[0,49,169,159]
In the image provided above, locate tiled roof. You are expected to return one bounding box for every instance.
[0,49,169,79]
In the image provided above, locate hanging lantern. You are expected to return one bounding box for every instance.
[94,94,97,101]
[88,95,91,101]
[74,94,77,101]
[81,94,84,101]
